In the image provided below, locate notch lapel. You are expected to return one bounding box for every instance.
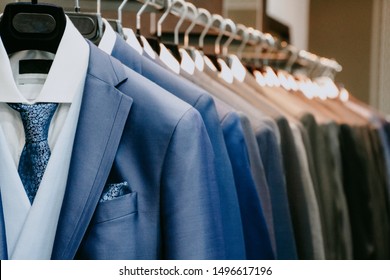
[51,43,132,259]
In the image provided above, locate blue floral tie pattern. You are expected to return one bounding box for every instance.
[8,103,58,204]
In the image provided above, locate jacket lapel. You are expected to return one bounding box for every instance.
[51,42,133,259]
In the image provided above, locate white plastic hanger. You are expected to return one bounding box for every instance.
[189,8,213,72]
[157,0,188,74]
[203,14,225,73]
[179,2,198,74]
[229,23,250,82]
[136,0,157,59]
[217,18,236,84]
[111,0,144,54]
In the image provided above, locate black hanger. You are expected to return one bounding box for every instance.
[66,1,104,45]
[107,19,125,39]
[67,12,104,45]
[0,1,66,54]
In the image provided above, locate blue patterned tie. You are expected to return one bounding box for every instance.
[8,103,58,204]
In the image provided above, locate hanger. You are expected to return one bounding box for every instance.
[157,0,188,62]
[134,0,158,56]
[183,5,204,50]
[106,0,127,38]
[108,0,144,54]
[136,0,151,45]
[198,10,213,52]
[66,0,104,45]
[179,3,198,74]
[183,8,212,72]
[204,14,225,71]
[229,24,250,82]
[218,19,237,83]
[249,29,266,71]
[221,19,237,58]
[236,24,251,60]
[0,0,66,54]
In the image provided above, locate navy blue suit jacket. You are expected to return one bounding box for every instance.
[110,35,245,259]
[215,100,274,260]
[0,42,226,260]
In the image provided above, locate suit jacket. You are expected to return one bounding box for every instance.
[0,42,226,260]
[110,36,245,259]
[300,113,353,259]
[181,68,298,259]
[339,124,375,259]
[214,98,274,260]
[359,126,390,259]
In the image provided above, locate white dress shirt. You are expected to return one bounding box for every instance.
[0,17,89,259]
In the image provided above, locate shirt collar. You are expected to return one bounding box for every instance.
[99,18,116,55]
[0,16,89,103]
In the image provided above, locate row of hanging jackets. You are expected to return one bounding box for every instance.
[0,1,389,260]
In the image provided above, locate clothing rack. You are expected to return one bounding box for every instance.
[126,0,342,78]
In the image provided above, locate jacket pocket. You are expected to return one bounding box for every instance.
[92,191,138,224]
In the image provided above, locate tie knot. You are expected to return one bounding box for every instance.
[8,103,58,143]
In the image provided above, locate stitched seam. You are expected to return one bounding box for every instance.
[93,211,138,225]
[192,94,205,109]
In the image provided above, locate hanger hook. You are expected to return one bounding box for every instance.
[264,33,276,51]
[136,0,152,35]
[74,0,80,12]
[118,0,128,25]
[198,9,213,50]
[173,0,189,45]
[299,50,319,78]
[157,0,187,41]
[236,24,250,59]
[212,14,226,55]
[285,45,299,73]
[222,19,237,57]
[97,0,101,14]
[182,2,198,48]
[251,30,266,67]
[262,33,276,66]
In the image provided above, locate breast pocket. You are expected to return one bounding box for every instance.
[76,191,140,259]
[92,191,138,224]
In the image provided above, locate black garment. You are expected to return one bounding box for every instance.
[339,124,375,259]
[361,127,390,259]
[275,116,317,259]
[301,114,352,259]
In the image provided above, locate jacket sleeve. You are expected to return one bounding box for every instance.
[160,107,226,259]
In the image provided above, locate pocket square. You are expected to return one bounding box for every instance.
[100,181,131,202]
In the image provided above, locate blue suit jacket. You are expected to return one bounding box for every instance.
[254,119,298,259]
[215,99,274,260]
[110,35,245,259]
[0,42,226,260]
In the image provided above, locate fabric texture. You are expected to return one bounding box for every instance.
[107,33,245,259]
[8,103,58,203]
